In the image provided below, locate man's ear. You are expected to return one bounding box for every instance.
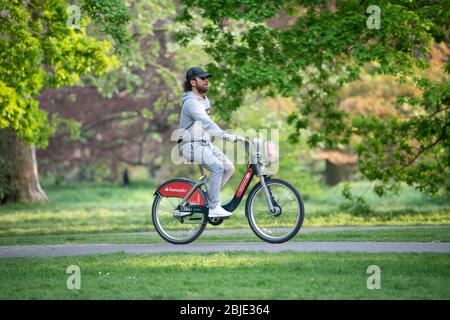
[190,79,196,88]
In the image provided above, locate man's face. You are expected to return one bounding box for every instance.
[192,76,209,94]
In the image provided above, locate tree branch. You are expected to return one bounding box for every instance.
[404,121,449,167]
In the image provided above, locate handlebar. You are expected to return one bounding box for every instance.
[236,137,278,165]
[235,136,248,143]
[236,137,253,155]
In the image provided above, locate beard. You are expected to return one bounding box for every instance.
[197,84,208,94]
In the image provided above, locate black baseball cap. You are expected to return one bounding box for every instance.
[186,67,212,80]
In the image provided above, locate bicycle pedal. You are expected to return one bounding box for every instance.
[173,210,192,218]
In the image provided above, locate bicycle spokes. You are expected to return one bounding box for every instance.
[247,180,304,243]
[152,195,207,244]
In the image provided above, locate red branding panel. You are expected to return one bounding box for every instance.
[158,181,205,205]
[236,168,253,198]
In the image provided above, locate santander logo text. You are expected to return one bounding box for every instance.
[164,187,188,193]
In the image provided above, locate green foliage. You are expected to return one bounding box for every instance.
[228,95,324,199]
[338,182,372,216]
[82,0,131,53]
[88,0,180,98]
[49,115,82,140]
[176,0,450,195]
[0,0,129,147]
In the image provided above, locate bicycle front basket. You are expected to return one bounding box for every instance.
[259,140,279,175]
[261,140,279,164]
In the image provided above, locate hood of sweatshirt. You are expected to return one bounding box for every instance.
[182,91,210,111]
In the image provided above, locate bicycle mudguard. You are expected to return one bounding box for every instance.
[154,178,207,205]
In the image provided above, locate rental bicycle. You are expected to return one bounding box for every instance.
[151,138,305,244]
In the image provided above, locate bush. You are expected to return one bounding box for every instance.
[338,182,372,216]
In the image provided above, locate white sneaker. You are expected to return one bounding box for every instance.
[208,204,232,218]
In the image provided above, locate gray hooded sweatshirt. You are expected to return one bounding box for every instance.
[178,91,227,142]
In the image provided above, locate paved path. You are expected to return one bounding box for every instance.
[114,225,444,237]
[1,241,449,258]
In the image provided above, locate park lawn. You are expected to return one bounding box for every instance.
[0,183,449,237]
[0,251,448,300]
[0,226,449,246]
[1,208,450,237]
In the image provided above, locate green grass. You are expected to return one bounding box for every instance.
[0,226,449,246]
[0,252,448,299]
[0,183,448,238]
[309,181,450,214]
[1,183,448,301]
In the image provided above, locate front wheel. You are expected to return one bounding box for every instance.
[245,178,305,243]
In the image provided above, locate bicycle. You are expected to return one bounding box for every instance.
[151,138,305,244]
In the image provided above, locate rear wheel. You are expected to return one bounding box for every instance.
[152,194,207,244]
[245,178,304,243]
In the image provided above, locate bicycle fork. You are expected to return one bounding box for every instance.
[259,175,281,215]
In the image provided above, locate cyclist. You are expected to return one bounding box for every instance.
[177,67,239,218]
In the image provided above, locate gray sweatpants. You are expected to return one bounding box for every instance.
[179,141,234,208]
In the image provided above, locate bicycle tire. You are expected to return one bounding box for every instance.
[152,193,207,245]
[245,178,305,243]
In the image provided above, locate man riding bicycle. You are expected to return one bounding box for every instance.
[177,67,239,218]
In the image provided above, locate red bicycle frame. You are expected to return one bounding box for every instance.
[154,163,258,212]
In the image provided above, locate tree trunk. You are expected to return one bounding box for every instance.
[325,160,355,186]
[122,168,130,187]
[0,128,48,203]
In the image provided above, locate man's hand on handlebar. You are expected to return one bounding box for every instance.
[224,133,242,142]
[224,133,251,144]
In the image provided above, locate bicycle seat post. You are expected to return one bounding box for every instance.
[197,165,209,198]
[198,165,206,179]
